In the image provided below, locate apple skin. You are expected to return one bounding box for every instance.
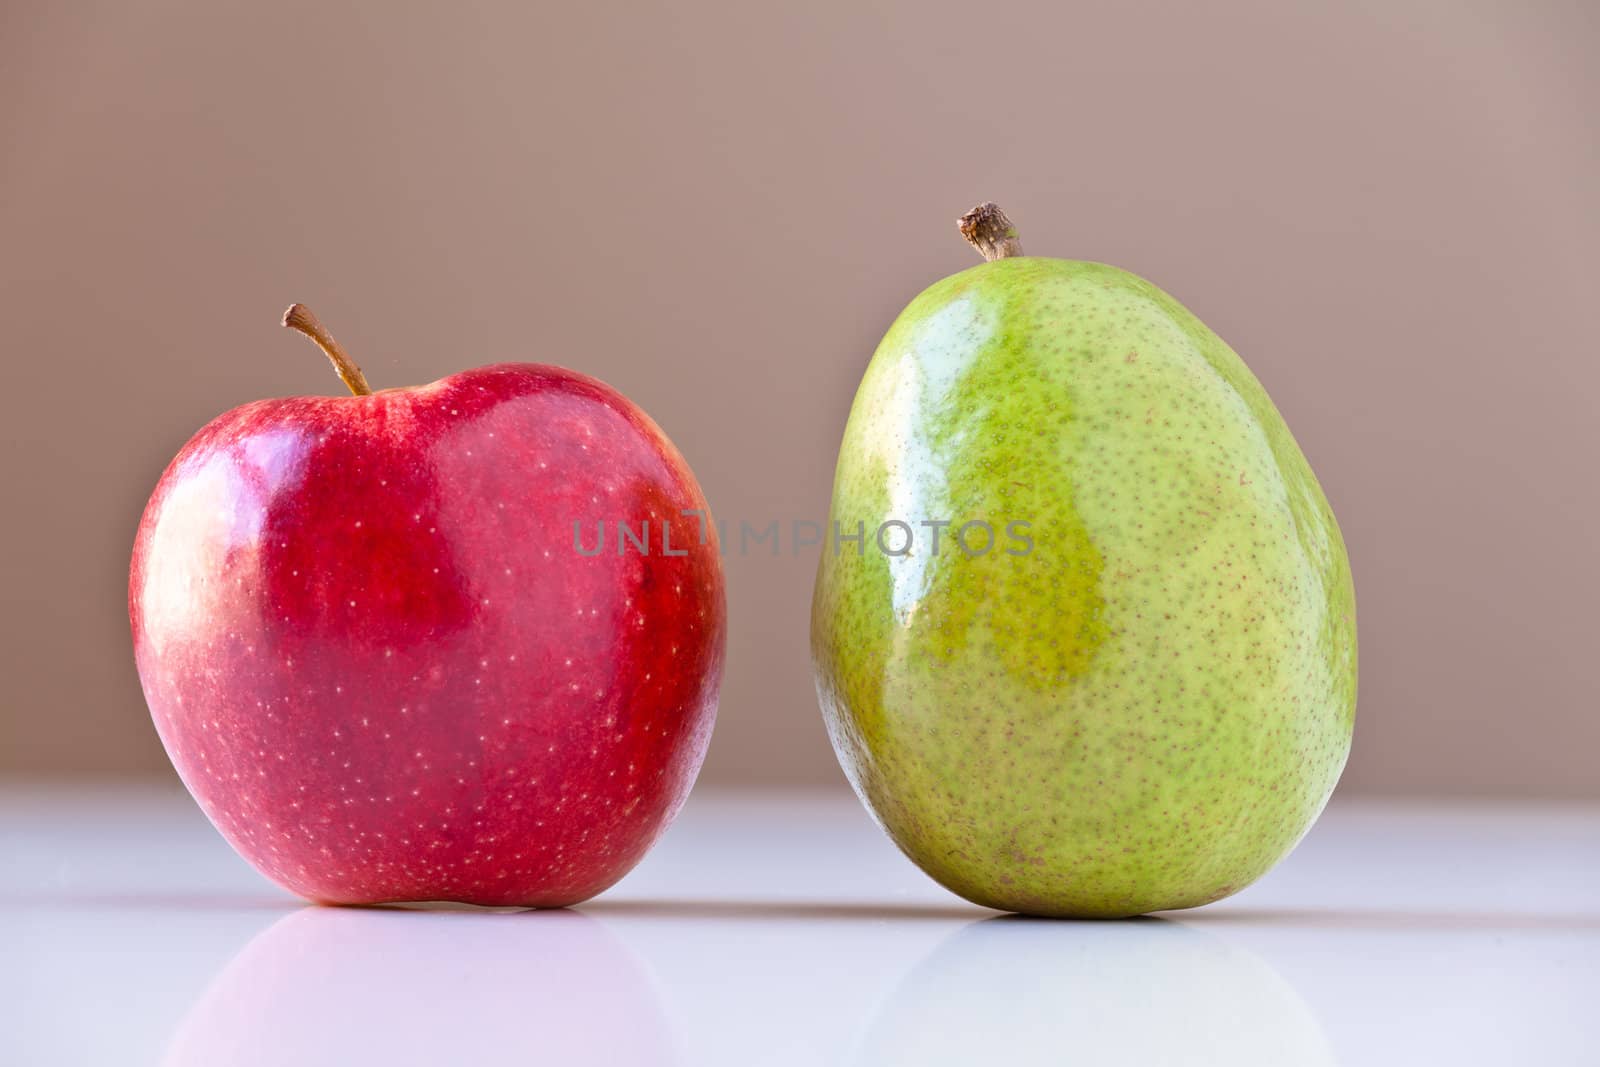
[130,363,724,906]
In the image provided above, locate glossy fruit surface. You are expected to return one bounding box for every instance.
[132,361,724,905]
[813,253,1356,917]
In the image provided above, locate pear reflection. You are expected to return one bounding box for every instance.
[855,916,1335,1067]
[164,907,676,1067]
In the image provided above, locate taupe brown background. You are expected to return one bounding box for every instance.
[2,1,1595,795]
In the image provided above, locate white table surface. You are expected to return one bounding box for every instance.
[3,783,1596,1066]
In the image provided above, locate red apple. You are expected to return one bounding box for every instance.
[129,305,725,906]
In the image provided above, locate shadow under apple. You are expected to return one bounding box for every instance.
[851,914,1338,1066]
[162,905,678,1066]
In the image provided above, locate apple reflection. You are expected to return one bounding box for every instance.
[164,906,677,1066]
[854,915,1336,1066]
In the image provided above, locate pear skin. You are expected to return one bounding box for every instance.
[812,207,1356,918]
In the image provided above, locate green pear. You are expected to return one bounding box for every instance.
[811,204,1356,918]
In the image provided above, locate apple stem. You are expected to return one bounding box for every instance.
[281,304,373,396]
[958,202,1024,261]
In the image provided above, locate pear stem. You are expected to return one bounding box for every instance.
[958,202,1024,261]
[281,304,372,396]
